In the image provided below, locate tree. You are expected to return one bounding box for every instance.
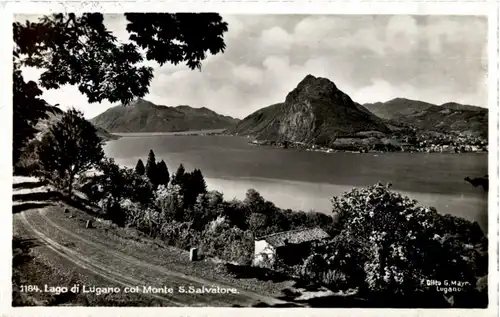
[145,149,157,186]
[135,159,145,175]
[191,168,207,195]
[12,67,55,165]
[38,109,104,197]
[182,168,207,208]
[156,159,170,187]
[328,183,483,301]
[171,163,186,188]
[13,13,228,166]
[244,188,267,213]
[81,157,155,224]
[155,184,184,223]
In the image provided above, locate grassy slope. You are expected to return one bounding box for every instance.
[12,178,304,307]
[363,98,488,137]
[90,99,240,133]
[229,103,283,137]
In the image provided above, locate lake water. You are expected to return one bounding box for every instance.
[104,134,489,232]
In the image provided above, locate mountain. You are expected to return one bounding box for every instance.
[231,75,390,146]
[35,107,119,142]
[364,98,488,138]
[90,99,239,133]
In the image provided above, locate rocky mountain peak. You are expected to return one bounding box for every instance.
[285,74,351,108]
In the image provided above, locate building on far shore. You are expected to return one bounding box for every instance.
[253,227,331,267]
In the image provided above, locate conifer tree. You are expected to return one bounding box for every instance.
[156,159,170,187]
[135,159,145,176]
[183,168,207,208]
[171,163,186,188]
[192,168,207,195]
[145,149,157,186]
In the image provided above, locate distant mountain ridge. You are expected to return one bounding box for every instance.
[90,98,239,133]
[231,75,390,146]
[363,98,488,138]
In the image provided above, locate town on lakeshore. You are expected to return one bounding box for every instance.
[247,131,488,154]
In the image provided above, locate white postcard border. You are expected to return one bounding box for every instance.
[0,1,498,317]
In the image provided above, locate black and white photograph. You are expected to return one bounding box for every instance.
[8,7,497,311]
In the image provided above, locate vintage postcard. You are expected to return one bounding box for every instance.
[2,1,499,316]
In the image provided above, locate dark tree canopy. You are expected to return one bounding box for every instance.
[156,159,170,187]
[171,163,186,188]
[13,13,228,167]
[14,13,228,105]
[38,109,104,196]
[182,168,207,208]
[135,159,145,175]
[12,68,51,164]
[145,149,157,185]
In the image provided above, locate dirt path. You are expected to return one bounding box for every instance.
[12,178,290,307]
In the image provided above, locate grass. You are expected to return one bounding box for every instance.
[36,203,297,299]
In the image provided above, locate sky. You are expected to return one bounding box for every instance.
[18,14,488,119]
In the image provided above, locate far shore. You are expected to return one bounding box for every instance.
[111,129,227,137]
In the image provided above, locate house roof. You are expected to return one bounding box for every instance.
[256,227,330,247]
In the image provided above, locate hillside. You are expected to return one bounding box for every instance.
[35,107,119,142]
[364,98,488,138]
[90,99,239,133]
[231,75,390,146]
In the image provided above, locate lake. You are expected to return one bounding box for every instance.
[104,134,489,232]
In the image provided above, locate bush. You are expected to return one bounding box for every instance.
[201,218,254,265]
[13,139,41,176]
[159,221,200,250]
[80,157,155,224]
[328,183,484,299]
[189,191,225,231]
[155,184,184,222]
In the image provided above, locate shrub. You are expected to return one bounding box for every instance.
[201,220,254,265]
[14,139,41,176]
[189,191,224,231]
[155,184,184,222]
[80,157,155,224]
[328,183,484,298]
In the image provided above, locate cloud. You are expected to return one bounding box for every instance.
[17,14,488,119]
[259,27,293,54]
[232,64,264,86]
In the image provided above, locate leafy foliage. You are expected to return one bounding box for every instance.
[155,184,185,223]
[38,109,104,196]
[14,13,227,105]
[201,219,254,265]
[12,67,52,165]
[13,13,228,169]
[124,13,228,70]
[325,183,486,300]
[81,157,155,223]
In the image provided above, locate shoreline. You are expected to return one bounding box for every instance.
[246,139,488,155]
